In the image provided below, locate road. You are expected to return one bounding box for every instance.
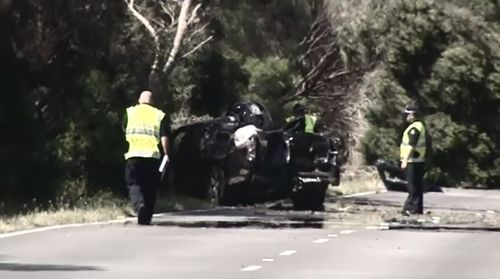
[0,189,499,278]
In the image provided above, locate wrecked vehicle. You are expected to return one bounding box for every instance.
[375,159,442,193]
[168,101,342,210]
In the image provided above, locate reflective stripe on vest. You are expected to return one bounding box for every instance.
[304,114,317,133]
[400,121,426,163]
[125,104,165,160]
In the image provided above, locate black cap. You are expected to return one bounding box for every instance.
[293,103,306,114]
[403,103,419,114]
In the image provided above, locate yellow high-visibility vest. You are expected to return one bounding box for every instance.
[125,104,165,160]
[304,114,317,133]
[400,121,426,163]
[286,114,317,134]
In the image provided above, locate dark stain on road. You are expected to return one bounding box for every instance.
[154,219,325,229]
[0,262,103,272]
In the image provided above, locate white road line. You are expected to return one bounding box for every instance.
[241,265,262,272]
[262,258,275,262]
[328,234,338,238]
[340,229,355,235]
[366,226,380,230]
[344,190,387,197]
[312,238,329,244]
[279,250,297,256]
[0,218,134,239]
[444,192,500,199]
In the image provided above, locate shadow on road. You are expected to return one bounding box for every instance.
[151,203,334,229]
[0,262,103,272]
[154,219,325,229]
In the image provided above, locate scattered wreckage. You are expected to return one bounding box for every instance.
[168,102,342,210]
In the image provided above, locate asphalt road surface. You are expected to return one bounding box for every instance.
[1,189,499,279]
[352,188,500,212]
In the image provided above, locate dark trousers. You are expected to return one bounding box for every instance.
[403,162,425,214]
[125,158,160,224]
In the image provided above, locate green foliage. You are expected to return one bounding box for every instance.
[242,56,296,119]
[189,50,249,116]
[0,0,318,208]
[336,0,500,187]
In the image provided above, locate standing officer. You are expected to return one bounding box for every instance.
[285,103,318,133]
[400,103,427,215]
[124,91,170,225]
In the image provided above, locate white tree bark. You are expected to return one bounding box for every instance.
[124,0,161,73]
[125,0,213,81]
[163,0,194,74]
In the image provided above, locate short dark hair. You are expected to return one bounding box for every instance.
[293,103,306,114]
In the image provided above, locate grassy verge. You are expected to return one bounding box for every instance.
[330,166,386,196]
[0,193,210,234]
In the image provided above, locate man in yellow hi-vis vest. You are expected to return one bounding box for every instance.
[285,103,318,133]
[400,103,427,216]
[124,91,170,225]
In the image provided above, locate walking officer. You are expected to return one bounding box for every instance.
[124,91,170,225]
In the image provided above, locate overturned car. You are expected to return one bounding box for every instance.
[168,102,342,210]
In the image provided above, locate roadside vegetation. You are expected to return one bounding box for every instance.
[0,194,210,234]
[1,0,499,227]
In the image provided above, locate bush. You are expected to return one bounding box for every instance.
[333,0,500,188]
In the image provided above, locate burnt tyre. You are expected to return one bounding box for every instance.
[291,182,328,211]
[206,164,227,206]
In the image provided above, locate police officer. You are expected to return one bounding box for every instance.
[124,91,170,225]
[400,103,427,215]
[285,103,317,133]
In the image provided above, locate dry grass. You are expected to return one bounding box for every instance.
[0,193,210,234]
[330,166,386,196]
[0,206,125,234]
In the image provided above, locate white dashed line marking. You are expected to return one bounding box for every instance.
[241,265,262,272]
[366,226,379,230]
[313,238,329,244]
[328,234,338,238]
[340,230,355,235]
[262,258,274,262]
[279,250,297,256]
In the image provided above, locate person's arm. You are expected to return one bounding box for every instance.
[160,115,171,155]
[122,111,127,132]
[285,116,305,132]
[401,127,420,168]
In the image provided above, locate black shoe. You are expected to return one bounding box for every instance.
[137,205,150,225]
[401,210,411,216]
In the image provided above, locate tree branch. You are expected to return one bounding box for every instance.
[181,35,213,58]
[124,0,161,72]
[163,0,192,74]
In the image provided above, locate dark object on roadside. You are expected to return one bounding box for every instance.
[168,101,342,211]
[375,159,442,193]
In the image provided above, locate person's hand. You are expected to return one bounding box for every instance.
[159,154,169,172]
[401,159,408,169]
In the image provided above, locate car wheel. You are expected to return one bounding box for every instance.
[206,164,226,206]
[292,184,327,211]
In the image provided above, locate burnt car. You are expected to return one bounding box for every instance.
[168,102,341,210]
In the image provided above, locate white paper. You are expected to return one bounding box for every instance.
[159,155,169,172]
